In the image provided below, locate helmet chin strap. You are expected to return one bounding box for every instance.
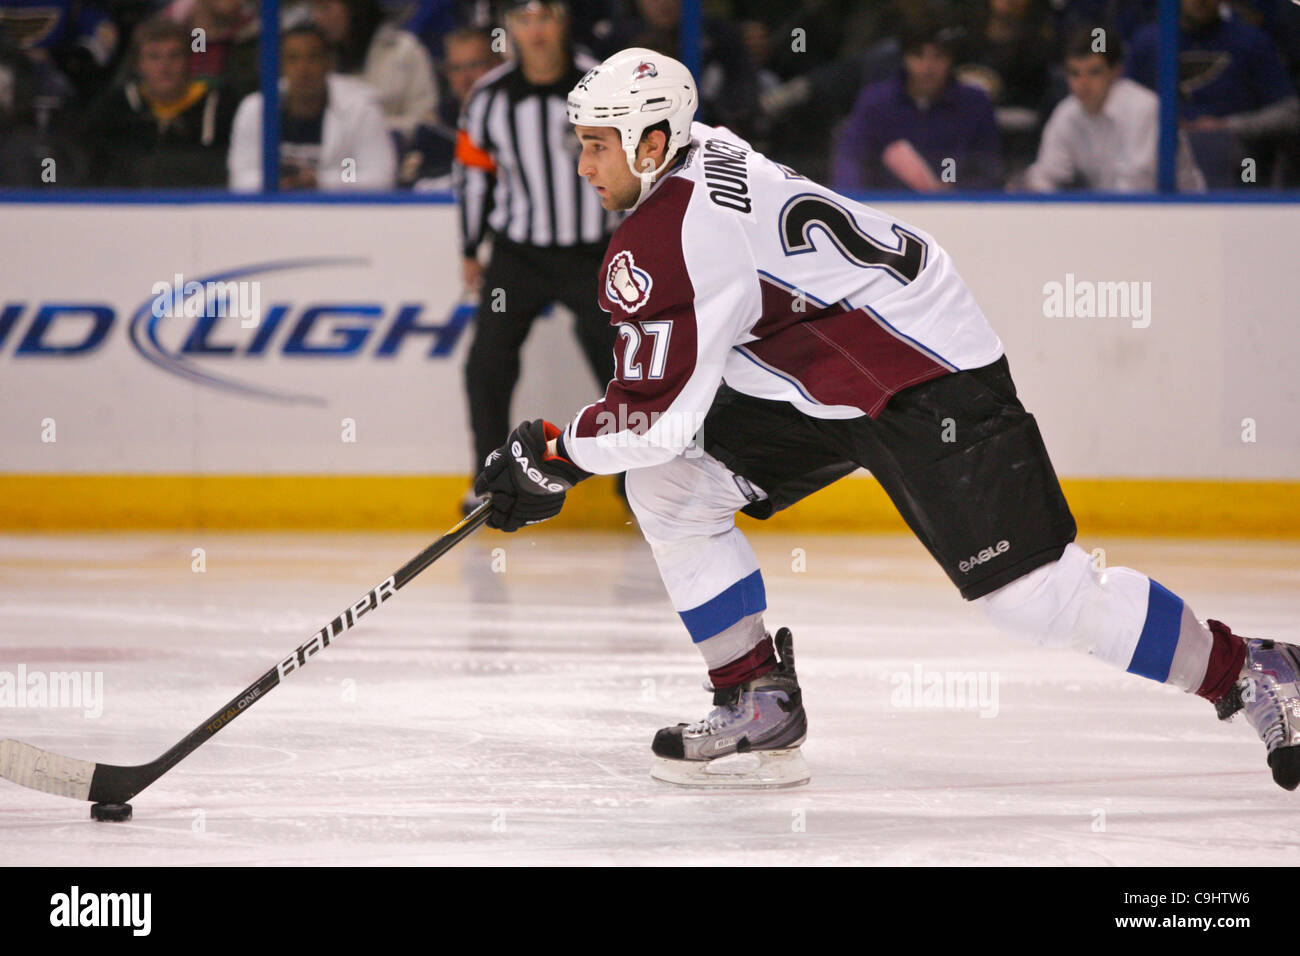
[624,143,680,211]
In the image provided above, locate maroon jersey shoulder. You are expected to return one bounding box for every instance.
[598,176,697,322]
[574,177,705,441]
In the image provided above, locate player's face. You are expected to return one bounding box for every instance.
[576,125,641,210]
[1065,54,1118,115]
[137,39,188,101]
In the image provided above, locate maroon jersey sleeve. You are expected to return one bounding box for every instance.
[561,177,754,474]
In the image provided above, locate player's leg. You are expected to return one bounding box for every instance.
[627,450,771,688]
[853,356,1297,788]
[626,388,857,786]
[974,548,1299,787]
[850,356,1214,683]
[974,547,1232,696]
[463,240,551,474]
[651,385,859,686]
[626,450,808,786]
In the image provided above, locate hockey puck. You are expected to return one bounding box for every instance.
[90,802,132,823]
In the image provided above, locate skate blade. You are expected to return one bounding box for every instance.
[649,749,810,789]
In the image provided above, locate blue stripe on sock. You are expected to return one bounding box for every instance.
[1127,578,1184,682]
[679,570,767,643]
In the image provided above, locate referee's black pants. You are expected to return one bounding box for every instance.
[465,237,615,469]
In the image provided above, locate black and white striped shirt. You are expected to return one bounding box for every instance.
[455,54,616,255]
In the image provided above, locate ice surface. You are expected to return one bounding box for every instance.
[1,529,1297,865]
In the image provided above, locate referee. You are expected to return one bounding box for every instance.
[455,0,617,509]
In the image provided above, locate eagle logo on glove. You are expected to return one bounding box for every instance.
[605,250,653,314]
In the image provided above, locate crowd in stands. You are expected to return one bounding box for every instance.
[0,0,1296,190]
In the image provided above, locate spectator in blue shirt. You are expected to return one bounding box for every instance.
[1126,0,1298,131]
[831,11,1002,192]
[0,0,118,107]
[1127,0,1298,186]
[1222,0,1300,85]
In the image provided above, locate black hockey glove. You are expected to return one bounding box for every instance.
[473,420,591,532]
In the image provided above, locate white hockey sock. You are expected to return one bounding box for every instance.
[978,543,1212,692]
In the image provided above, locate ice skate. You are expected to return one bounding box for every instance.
[650,628,810,789]
[1210,621,1300,791]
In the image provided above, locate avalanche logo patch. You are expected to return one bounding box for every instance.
[632,61,658,81]
[606,250,653,313]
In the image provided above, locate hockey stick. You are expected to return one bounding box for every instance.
[0,501,492,808]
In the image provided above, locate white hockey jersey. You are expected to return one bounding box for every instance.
[561,122,1004,475]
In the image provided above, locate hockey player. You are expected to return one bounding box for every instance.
[473,48,1300,789]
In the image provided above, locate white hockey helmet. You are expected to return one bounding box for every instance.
[567,47,698,206]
